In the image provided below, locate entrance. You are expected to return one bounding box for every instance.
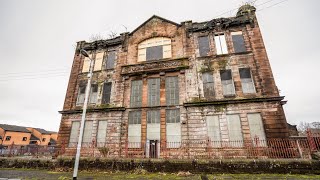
[149,140,158,158]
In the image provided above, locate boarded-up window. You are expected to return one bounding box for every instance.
[248,113,266,146]
[68,121,80,147]
[130,80,142,107]
[96,121,108,147]
[147,110,160,140]
[128,111,142,147]
[138,37,171,62]
[227,114,243,147]
[239,68,255,94]
[202,72,215,98]
[214,34,228,55]
[231,32,246,53]
[102,82,112,104]
[76,84,86,105]
[165,76,179,105]
[206,116,221,147]
[106,51,116,69]
[148,78,160,106]
[146,46,163,61]
[198,36,210,56]
[82,56,91,73]
[82,121,93,147]
[220,70,235,96]
[166,109,181,146]
[89,84,98,104]
[94,52,104,71]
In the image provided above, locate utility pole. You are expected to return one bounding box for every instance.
[73,49,94,180]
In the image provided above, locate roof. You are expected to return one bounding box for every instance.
[0,124,31,133]
[130,15,181,35]
[34,128,51,134]
[30,134,40,141]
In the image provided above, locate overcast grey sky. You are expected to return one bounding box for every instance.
[0,0,319,132]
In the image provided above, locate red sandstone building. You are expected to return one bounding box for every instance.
[57,5,289,158]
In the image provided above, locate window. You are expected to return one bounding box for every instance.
[198,36,210,56]
[206,116,221,147]
[102,82,112,104]
[0,136,2,140]
[128,111,142,147]
[76,83,86,105]
[166,109,181,146]
[227,114,243,147]
[146,46,163,61]
[239,68,256,94]
[138,37,171,62]
[248,113,266,146]
[147,110,160,124]
[96,121,108,147]
[82,54,91,73]
[130,80,142,107]
[220,70,235,96]
[148,78,160,106]
[202,72,215,98]
[82,121,93,147]
[231,32,246,53]
[147,110,161,140]
[42,138,46,142]
[5,136,11,141]
[94,52,104,71]
[166,109,180,123]
[89,84,98,104]
[22,137,27,141]
[214,34,228,55]
[69,121,80,147]
[106,51,116,69]
[165,76,179,105]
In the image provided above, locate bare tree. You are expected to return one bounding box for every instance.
[89,33,104,42]
[298,122,311,136]
[108,31,117,39]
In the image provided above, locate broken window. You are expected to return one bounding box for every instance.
[138,37,171,62]
[206,116,221,147]
[239,68,256,94]
[220,70,235,96]
[106,51,116,69]
[68,121,80,147]
[102,82,112,104]
[214,34,228,55]
[76,83,86,105]
[96,120,108,147]
[130,80,142,107]
[198,36,210,56]
[166,109,181,146]
[146,45,163,61]
[148,78,160,106]
[89,84,98,104]
[202,72,215,98]
[231,32,246,53]
[82,121,93,147]
[248,113,267,146]
[165,76,179,105]
[128,111,142,147]
[227,114,243,147]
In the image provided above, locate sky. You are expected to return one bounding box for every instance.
[0,0,319,132]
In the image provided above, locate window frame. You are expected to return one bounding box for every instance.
[105,51,116,69]
[198,36,210,57]
[231,31,246,53]
[147,78,160,107]
[165,76,179,106]
[130,80,143,107]
[220,69,236,96]
[5,136,11,141]
[214,33,228,55]
[239,68,256,94]
[101,82,112,104]
[202,72,215,98]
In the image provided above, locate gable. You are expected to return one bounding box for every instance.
[130,15,180,35]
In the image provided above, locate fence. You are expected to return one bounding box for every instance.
[0,144,56,158]
[60,130,320,159]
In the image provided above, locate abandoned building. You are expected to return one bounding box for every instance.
[57,4,289,158]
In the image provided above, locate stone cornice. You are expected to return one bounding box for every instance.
[121,57,189,76]
[59,107,126,114]
[183,96,285,107]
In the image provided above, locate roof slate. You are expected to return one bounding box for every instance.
[0,124,30,133]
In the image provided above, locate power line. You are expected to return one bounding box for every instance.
[256,0,290,12]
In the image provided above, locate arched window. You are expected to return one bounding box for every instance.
[138,37,172,62]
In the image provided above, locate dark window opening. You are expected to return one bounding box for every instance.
[232,34,246,53]
[198,36,210,56]
[22,137,27,141]
[102,82,112,104]
[5,136,11,141]
[106,51,116,69]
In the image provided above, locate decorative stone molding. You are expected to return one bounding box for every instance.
[121,57,189,76]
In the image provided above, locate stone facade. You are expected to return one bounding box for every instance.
[57,5,289,158]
